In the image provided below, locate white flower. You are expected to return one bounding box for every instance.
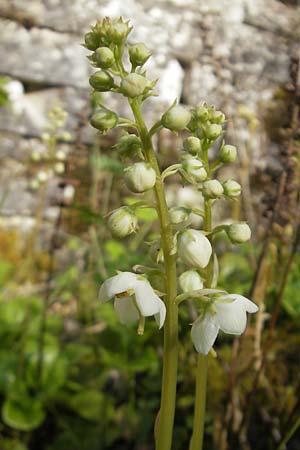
[178,229,212,269]
[191,294,258,354]
[99,272,166,329]
[179,270,203,292]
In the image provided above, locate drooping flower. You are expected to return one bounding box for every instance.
[178,229,212,269]
[191,294,258,354]
[99,272,166,329]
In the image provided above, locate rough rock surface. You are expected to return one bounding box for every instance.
[0,0,299,226]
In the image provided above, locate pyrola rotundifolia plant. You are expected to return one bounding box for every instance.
[84,17,258,450]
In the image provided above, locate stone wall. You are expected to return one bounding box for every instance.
[0,0,299,231]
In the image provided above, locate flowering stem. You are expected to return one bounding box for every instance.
[189,198,212,450]
[129,98,178,450]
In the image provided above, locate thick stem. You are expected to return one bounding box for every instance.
[130,99,178,450]
[189,198,212,450]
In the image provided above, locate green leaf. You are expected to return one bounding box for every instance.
[0,260,14,284]
[2,395,45,431]
[69,389,104,421]
[104,240,126,261]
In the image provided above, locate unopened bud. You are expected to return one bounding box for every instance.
[95,47,115,69]
[178,229,212,269]
[84,31,100,50]
[179,270,204,292]
[162,105,191,132]
[55,150,67,161]
[223,179,241,198]
[124,162,156,193]
[202,179,224,198]
[114,134,142,157]
[212,110,226,124]
[129,43,152,67]
[108,207,138,238]
[37,171,48,183]
[54,162,65,174]
[110,19,132,44]
[182,156,207,182]
[227,223,251,243]
[206,123,223,140]
[89,70,114,91]
[169,207,190,224]
[183,136,201,155]
[120,73,148,98]
[219,144,237,163]
[195,105,210,122]
[31,150,41,162]
[90,107,118,132]
[30,179,40,190]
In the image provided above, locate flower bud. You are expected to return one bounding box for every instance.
[223,179,241,198]
[120,73,148,98]
[212,110,226,124]
[114,134,142,157]
[202,179,224,198]
[178,229,212,269]
[219,144,237,163]
[84,31,100,50]
[129,43,152,66]
[55,150,67,161]
[89,70,114,91]
[124,162,156,193]
[169,207,190,224]
[179,270,204,292]
[109,19,132,45]
[183,136,201,155]
[108,207,138,238]
[30,179,40,190]
[95,47,115,69]
[182,156,207,182]
[31,150,41,162]
[37,171,48,183]
[195,105,210,122]
[162,105,191,132]
[54,162,65,174]
[90,107,118,132]
[206,123,223,140]
[227,223,251,244]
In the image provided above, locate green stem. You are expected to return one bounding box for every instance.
[130,98,178,450]
[276,416,300,450]
[189,198,212,450]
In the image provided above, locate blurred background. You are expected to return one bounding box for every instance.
[0,1,300,449]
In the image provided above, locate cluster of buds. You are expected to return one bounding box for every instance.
[29,107,71,190]
[84,17,155,133]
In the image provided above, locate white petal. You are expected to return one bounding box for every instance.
[191,313,219,354]
[154,298,166,329]
[99,272,138,303]
[215,298,247,335]
[114,297,139,324]
[133,280,163,317]
[231,294,259,313]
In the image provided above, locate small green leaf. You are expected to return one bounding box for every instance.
[69,390,104,421]
[2,396,45,431]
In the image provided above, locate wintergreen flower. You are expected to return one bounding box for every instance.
[191,294,258,354]
[178,229,212,269]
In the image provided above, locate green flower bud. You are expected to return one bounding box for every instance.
[108,206,138,238]
[183,136,201,155]
[114,134,142,157]
[195,105,210,122]
[182,156,207,182]
[90,107,118,132]
[162,105,191,132]
[169,207,190,224]
[227,223,251,244]
[120,74,148,98]
[179,270,203,293]
[110,19,132,44]
[129,43,152,66]
[212,110,226,124]
[95,47,115,69]
[223,179,241,198]
[219,144,237,163]
[89,70,114,91]
[202,179,224,198]
[205,123,223,140]
[124,162,156,193]
[84,31,100,50]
